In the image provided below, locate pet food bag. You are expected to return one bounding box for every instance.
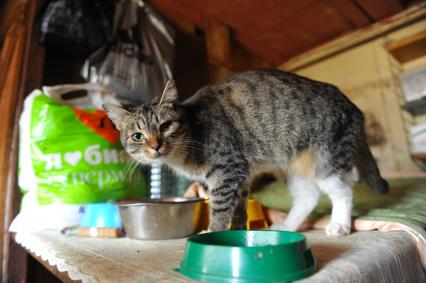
[10,84,147,232]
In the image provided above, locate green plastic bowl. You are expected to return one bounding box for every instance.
[176,230,316,283]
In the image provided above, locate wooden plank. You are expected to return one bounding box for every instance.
[231,32,284,65]
[280,2,426,71]
[387,31,426,63]
[403,97,426,115]
[412,152,426,160]
[0,0,43,281]
[373,40,419,172]
[201,0,315,43]
[204,17,275,72]
[149,0,204,41]
[355,0,403,21]
[152,0,411,66]
[0,0,24,42]
[0,22,26,283]
[173,30,210,100]
[204,19,233,83]
[0,25,18,93]
[208,64,232,84]
[330,0,373,27]
[7,239,29,283]
[26,248,82,283]
[6,24,45,283]
[231,0,359,65]
[205,19,232,68]
[0,25,18,282]
[230,40,274,70]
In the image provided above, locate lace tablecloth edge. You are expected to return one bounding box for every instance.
[15,233,94,283]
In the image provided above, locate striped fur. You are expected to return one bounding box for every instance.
[104,69,388,233]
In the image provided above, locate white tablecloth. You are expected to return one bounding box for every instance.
[15,230,425,283]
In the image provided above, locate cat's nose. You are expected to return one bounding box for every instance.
[147,136,162,152]
[151,142,162,152]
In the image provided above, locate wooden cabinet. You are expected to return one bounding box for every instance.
[387,31,426,164]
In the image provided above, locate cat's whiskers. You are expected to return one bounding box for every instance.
[123,157,137,177]
[171,140,204,159]
[172,138,204,152]
[123,156,147,179]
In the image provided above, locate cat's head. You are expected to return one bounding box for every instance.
[103,80,189,164]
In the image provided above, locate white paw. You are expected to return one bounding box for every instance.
[325,222,351,236]
[270,223,290,231]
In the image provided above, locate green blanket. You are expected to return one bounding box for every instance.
[251,178,426,238]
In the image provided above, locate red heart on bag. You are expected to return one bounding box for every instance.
[73,108,120,144]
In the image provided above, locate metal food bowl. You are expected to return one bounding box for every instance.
[115,197,205,240]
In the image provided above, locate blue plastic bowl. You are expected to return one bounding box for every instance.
[80,203,122,228]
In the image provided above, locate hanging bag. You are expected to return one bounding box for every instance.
[82,0,175,104]
[39,0,114,56]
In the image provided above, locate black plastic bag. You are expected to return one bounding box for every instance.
[82,0,175,105]
[39,0,114,56]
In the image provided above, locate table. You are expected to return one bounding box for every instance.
[15,230,425,283]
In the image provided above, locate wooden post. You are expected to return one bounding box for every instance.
[0,18,26,283]
[0,0,44,281]
[205,20,233,84]
[146,3,275,84]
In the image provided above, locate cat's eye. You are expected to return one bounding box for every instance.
[159,121,173,132]
[131,133,144,142]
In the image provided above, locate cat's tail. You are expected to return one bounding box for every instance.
[356,135,389,194]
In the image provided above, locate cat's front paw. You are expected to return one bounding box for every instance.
[325,222,351,236]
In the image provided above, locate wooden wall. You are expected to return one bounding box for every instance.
[280,11,426,177]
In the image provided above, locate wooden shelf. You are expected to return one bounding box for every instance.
[412,152,426,160]
[403,97,426,115]
[387,31,426,63]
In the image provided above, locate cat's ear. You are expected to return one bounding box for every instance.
[103,103,130,131]
[159,80,178,104]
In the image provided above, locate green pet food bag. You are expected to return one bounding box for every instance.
[11,84,147,231]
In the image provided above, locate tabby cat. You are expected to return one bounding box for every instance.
[104,69,388,236]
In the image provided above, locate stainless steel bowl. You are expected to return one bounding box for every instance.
[115,197,205,240]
